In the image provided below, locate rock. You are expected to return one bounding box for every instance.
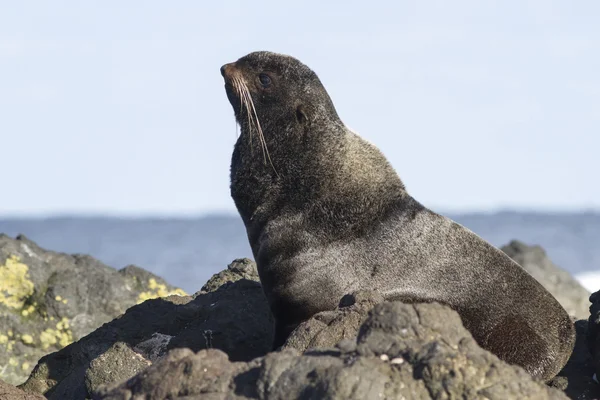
[0,234,187,386]
[97,301,567,400]
[198,258,260,293]
[501,240,590,319]
[19,278,273,399]
[550,319,599,400]
[132,333,172,362]
[587,290,600,386]
[287,290,598,399]
[166,279,273,361]
[283,290,384,352]
[10,240,589,400]
[84,342,151,398]
[0,378,46,400]
[93,348,253,400]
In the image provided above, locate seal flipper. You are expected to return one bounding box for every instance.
[480,314,570,382]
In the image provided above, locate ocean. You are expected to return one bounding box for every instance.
[1,212,599,294]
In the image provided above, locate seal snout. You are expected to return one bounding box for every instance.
[221,63,236,79]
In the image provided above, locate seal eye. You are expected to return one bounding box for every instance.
[259,73,271,88]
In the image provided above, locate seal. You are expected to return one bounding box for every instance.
[220,51,575,381]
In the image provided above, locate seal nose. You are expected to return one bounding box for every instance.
[221,63,234,78]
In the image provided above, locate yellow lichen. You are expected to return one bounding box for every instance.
[21,305,35,317]
[39,329,58,350]
[62,299,68,304]
[8,330,13,337]
[0,255,35,309]
[148,278,158,289]
[22,362,30,371]
[136,278,187,304]
[21,334,34,344]
[9,358,18,366]
[39,317,73,350]
[55,295,62,302]
[0,334,8,344]
[58,330,72,347]
[56,317,70,330]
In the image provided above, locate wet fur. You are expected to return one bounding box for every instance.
[221,51,575,381]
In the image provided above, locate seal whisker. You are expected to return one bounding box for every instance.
[239,85,258,155]
[231,77,242,140]
[242,88,267,163]
[236,79,278,176]
[234,77,255,155]
[241,83,279,176]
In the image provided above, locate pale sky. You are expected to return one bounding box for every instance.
[1,1,599,216]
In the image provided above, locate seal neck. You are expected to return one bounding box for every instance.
[231,119,408,243]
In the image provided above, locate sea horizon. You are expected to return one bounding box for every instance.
[1,210,599,294]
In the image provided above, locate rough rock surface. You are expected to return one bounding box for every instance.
[501,240,590,319]
[97,301,567,400]
[7,239,594,399]
[0,378,46,400]
[287,292,599,400]
[19,275,272,399]
[199,258,260,293]
[0,234,186,386]
[84,342,151,398]
[283,290,384,353]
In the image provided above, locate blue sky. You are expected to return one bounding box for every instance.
[1,1,599,216]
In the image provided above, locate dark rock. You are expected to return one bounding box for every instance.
[132,333,172,362]
[93,348,253,400]
[550,319,599,400]
[167,279,273,361]
[587,290,600,389]
[97,301,566,400]
[283,290,384,352]
[198,258,260,294]
[84,342,151,398]
[19,278,273,399]
[0,234,186,386]
[501,240,590,319]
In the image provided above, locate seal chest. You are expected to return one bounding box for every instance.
[220,51,575,382]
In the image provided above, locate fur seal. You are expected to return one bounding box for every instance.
[220,51,575,381]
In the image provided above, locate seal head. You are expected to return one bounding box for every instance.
[221,51,339,133]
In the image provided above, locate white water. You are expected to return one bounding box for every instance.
[576,271,600,293]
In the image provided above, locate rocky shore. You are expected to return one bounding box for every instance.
[0,234,597,399]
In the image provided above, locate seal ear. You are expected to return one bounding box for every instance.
[296,104,309,125]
